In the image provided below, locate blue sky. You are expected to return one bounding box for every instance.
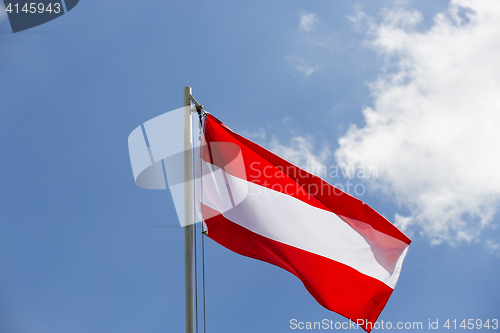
[1,0,499,332]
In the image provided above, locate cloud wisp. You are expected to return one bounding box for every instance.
[287,12,323,76]
[299,12,318,32]
[270,135,331,178]
[286,55,321,77]
[336,0,500,245]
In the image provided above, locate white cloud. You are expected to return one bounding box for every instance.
[240,128,266,140]
[270,136,331,178]
[335,0,500,245]
[286,55,321,76]
[299,12,318,32]
[286,12,326,76]
[239,128,267,146]
[486,240,500,257]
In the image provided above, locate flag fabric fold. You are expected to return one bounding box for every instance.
[199,114,411,332]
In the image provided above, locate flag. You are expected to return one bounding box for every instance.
[199,114,411,332]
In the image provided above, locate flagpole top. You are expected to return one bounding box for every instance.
[183,87,192,107]
[184,86,203,112]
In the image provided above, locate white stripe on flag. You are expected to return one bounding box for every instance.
[202,162,409,288]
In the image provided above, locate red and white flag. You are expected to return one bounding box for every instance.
[198,114,411,332]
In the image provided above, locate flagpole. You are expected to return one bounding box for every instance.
[183,86,195,333]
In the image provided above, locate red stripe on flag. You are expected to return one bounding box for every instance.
[204,205,393,332]
[204,114,410,245]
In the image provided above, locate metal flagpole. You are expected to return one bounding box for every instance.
[183,86,195,333]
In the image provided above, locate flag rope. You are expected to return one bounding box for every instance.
[194,220,199,333]
[193,111,199,333]
[197,108,208,333]
[202,221,207,333]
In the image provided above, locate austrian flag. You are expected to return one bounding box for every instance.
[199,114,411,332]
